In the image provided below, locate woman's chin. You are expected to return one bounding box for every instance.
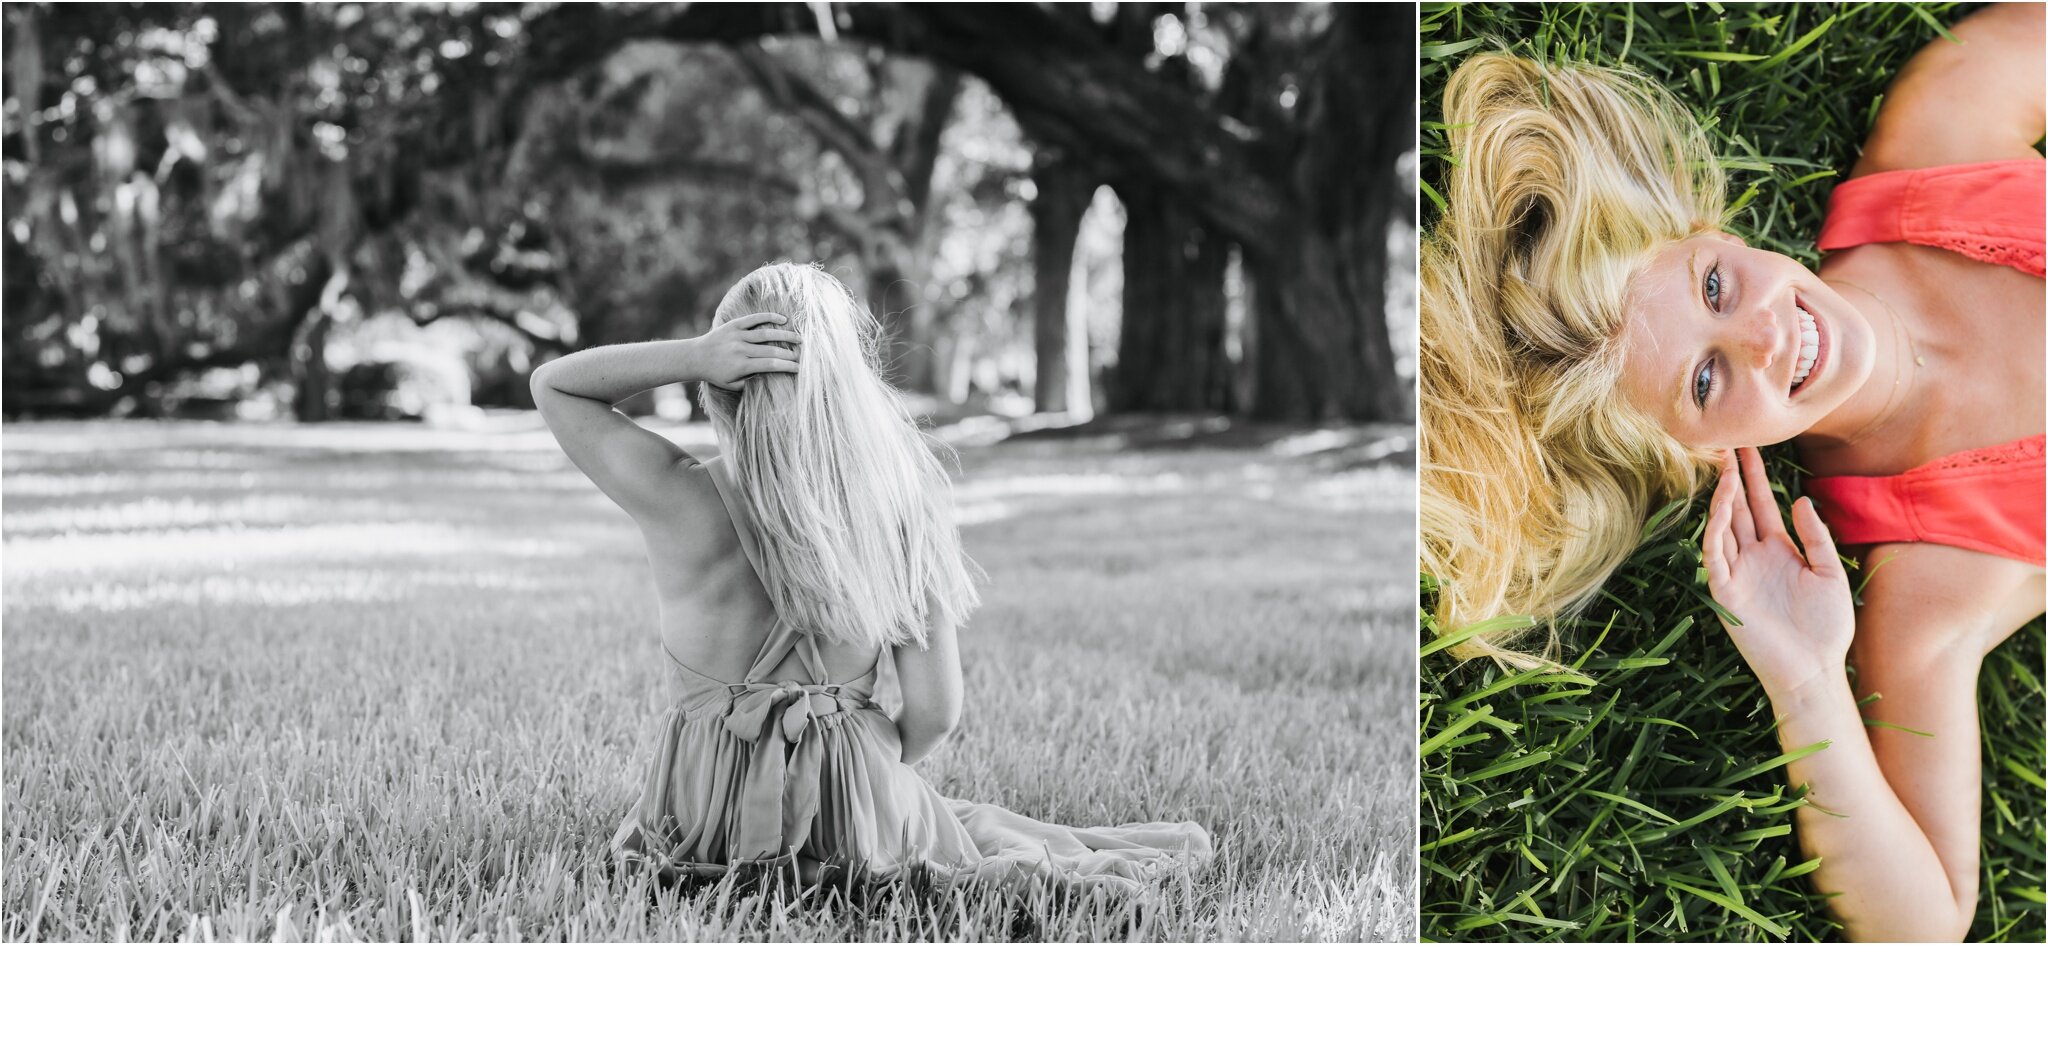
[1736,427,1807,451]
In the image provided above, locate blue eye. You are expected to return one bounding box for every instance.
[1704,265,1724,309]
[1694,357,1715,409]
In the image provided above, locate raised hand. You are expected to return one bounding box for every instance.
[693,312,801,391]
[1702,447,1857,695]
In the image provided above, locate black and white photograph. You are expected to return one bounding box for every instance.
[1,2,1417,943]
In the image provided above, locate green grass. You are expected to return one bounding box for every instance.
[1420,2,2045,942]
[2,415,1414,941]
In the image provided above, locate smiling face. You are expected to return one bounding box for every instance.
[1619,232,1876,450]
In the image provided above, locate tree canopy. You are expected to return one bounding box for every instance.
[4,2,1414,422]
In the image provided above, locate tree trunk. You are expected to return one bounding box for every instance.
[1245,236,1357,421]
[1245,6,1413,422]
[1028,153,1095,416]
[292,316,332,422]
[866,255,935,394]
[292,263,348,422]
[1109,183,1230,413]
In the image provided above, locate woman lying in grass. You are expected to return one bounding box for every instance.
[532,262,1210,893]
[1421,4,2044,941]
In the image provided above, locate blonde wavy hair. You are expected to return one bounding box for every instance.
[699,262,980,649]
[1420,53,1731,666]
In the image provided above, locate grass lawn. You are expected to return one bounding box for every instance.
[1420,2,2045,941]
[2,414,1413,942]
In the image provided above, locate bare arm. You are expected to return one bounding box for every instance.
[1704,449,2001,940]
[529,313,799,522]
[891,614,963,765]
[1854,2,2046,177]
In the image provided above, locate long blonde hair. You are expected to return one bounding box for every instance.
[699,262,979,649]
[1420,54,1729,666]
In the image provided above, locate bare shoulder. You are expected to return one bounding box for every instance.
[1853,3,2045,178]
[600,439,730,555]
[1849,541,2044,660]
[638,457,744,582]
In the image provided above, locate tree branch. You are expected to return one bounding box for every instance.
[515,2,1286,244]
[575,143,805,198]
[898,65,960,209]
[731,43,884,176]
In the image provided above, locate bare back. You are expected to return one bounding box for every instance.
[643,458,885,686]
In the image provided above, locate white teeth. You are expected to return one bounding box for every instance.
[1791,305,1819,392]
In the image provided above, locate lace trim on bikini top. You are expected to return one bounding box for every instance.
[1804,434,2047,567]
[1815,157,2046,278]
[1922,436,2046,471]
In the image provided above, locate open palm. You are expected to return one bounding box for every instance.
[1703,447,1857,694]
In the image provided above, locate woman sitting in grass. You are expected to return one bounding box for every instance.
[1421,4,2043,940]
[531,262,1211,892]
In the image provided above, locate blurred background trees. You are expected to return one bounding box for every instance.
[3,2,1415,425]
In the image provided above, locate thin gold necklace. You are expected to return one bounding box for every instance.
[1827,277,1924,447]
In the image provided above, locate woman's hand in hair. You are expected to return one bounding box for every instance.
[1702,447,1856,696]
[692,313,801,391]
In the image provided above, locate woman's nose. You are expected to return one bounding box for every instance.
[1737,305,1782,370]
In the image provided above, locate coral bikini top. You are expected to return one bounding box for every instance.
[1805,158,2046,567]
